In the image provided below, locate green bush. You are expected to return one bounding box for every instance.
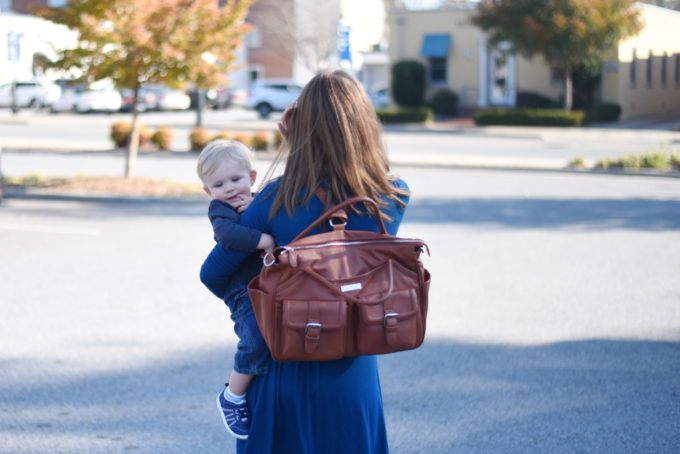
[594,149,680,170]
[516,91,557,109]
[376,107,433,124]
[428,89,459,116]
[474,108,585,127]
[584,103,622,124]
[151,127,174,150]
[391,60,426,108]
[110,121,132,148]
[190,128,213,152]
[273,130,284,148]
[250,130,270,151]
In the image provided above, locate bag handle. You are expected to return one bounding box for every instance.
[292,195,388,242]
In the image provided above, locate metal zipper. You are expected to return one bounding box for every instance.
[282,239,425,253]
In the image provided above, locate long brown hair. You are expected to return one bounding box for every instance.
[268,70,408,219]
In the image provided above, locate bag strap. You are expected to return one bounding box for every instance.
[291,192,388,242]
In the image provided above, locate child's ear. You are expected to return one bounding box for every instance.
[249,170,257,185]
[202,186,211,196]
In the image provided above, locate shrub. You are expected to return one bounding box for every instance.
[567,156,586,168]
[138,126,154,149]
[110,121,132,148]
[473,108,585,127]
[273,130,284,148]
[250,130,270,151]
[594,149,679,170]
[231,132,252,146]
[376,107,433,124]
[671,153,680,170]
[428,89,459,116]
[391,60,426,108]
[584,103,622,124]
[640,151,672,170]
[152,127,174,150]
[190,127,213,151]
[212,131,232,141]
[516,91,557,109]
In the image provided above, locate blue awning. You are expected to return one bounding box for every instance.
[420,34,451,58]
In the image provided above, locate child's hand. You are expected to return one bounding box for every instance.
[233,194,254,214]
[257,233,275,253]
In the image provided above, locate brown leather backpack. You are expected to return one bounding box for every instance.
[247,195,430,362]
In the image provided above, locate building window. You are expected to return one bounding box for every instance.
[630,49,637,87]
[246,29,261,49]
[428,58,447,85]
[646,51,653,88]
[675,54,680,87]
[661,53,668,87]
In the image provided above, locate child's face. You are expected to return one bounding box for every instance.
[202,158,256,207]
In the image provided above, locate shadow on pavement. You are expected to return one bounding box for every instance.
[2,339,679,454]
[404,197,680,230]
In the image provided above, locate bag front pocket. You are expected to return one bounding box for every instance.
[354,287,423,355]
[279,299,348,361]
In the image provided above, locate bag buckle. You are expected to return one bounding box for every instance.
[305,322,322,335]
[384,312,399,326]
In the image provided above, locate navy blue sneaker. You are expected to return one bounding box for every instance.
[216,385,250,440]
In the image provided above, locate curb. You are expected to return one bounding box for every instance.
[2,164,679,205]
[2,187,207,204]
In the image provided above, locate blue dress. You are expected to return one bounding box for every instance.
[200,178,410,454]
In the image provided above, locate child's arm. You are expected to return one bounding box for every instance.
[209,200,270,253]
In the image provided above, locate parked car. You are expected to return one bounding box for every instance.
[144,86,191,111]
[51,85,122,113]
[245,80,303,119]
[119,88,157,112]
[0,81,61,109]
[368,88,390,109]
[188,87,232,110]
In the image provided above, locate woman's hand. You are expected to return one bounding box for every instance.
[277,101,297,142]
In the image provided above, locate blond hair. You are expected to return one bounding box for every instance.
[196,139,253,183]
[267,70,408,219]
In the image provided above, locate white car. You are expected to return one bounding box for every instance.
[245,80,303,119]
[51,86,122,113]
[145,87,191,111]
[0,81,61,109]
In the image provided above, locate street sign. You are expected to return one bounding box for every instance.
[337,25,351,63]
[7,31,22,62]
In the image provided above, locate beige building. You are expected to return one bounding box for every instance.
[388,2,680,119]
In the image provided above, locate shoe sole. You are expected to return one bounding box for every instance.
[216,392,249,440]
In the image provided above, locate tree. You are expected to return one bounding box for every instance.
[38,0,254,177]
[472,0,643,110]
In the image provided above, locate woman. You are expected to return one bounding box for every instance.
[200,70,410,453]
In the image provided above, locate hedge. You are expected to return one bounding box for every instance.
[584,103,622,124]
[376,108,433,124]
[474,108,585,127]
[428,89,459,116]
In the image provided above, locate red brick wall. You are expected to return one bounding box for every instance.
[246,0,295,79]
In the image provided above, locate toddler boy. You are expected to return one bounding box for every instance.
[197,139,274,440]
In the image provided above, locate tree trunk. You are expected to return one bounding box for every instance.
[195,88,205,128]
[564,70,573,111]
[125,84,141,178]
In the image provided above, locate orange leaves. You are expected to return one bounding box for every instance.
[37,0,255,91]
